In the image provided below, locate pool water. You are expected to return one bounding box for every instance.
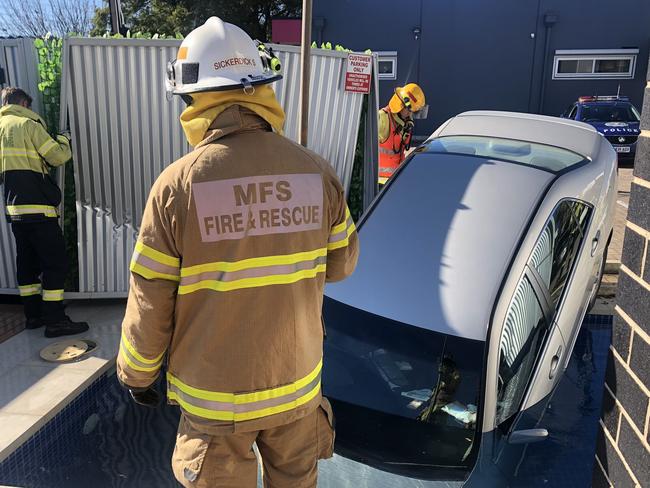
[0,316,611,488]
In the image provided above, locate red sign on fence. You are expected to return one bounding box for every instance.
[344,53,372,94]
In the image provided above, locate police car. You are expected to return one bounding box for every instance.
[319,111,617,487]
[562,95,641,163]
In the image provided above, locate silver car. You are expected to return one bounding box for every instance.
[317,111,617,487]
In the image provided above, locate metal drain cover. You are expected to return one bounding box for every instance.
[40,339,90,363]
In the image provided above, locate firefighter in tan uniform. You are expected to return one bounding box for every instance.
[116,17,359,488]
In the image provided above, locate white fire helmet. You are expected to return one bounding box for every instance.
[166,16,282,96]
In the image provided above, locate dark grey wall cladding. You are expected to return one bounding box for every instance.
[313,0,650,137]
[595,425,637,487]
[616,272,650,336]
[604,348,649,428]
[629,334,650,388]
[612,315,632,359]
[626,183,650,231]
[621,228,645,276]
[618,416,650,484]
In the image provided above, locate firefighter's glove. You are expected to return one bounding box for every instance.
[129,387,161,408]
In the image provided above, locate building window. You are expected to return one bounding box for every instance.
[376,51,397,80]
[552,49,638,80]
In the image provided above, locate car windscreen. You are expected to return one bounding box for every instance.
[580,103,640,123]
[323,297,484,481]
[425,135,587,172]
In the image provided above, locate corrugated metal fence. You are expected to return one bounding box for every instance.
[60,38,372,294]
[0,38,41,292]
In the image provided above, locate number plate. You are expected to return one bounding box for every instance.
[615,146,631,153]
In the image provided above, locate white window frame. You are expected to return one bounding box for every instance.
[376,51,397,80]
[552,49,638,80]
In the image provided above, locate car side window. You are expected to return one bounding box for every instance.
[496,276,549,428]
[568,105,578,119]
[528,200,591,311]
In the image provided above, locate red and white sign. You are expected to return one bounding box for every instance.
[344,53,372,94]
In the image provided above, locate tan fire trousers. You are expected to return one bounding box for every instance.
[172,398,335,488]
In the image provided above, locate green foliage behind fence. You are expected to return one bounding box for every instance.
[34,36,79,291]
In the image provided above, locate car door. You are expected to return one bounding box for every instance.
[525,199,592,377]
[490,272,560,472]
[490,199,593,481]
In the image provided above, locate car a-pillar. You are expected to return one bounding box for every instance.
[593,54,650,488]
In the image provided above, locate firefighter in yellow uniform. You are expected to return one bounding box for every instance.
[116,17,359,488]
[378,83,426,186]
[0,87,89,337]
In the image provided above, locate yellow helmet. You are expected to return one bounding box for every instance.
[388,83,426,113]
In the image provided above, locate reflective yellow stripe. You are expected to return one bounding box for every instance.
[235,381,321,421]
[166,360,322,421]
[1,147,41,159]
[327,221,356,251]
[378,177,388,184]
[119,342,163,373]
[168,381,321,422]
[330,207,352,235]
[119,343,162,373]
[42,289,64,301]
[6,205,58,217]
[177,264,326,294]
[134,241,180,267]
[18,283,41,297]
[130,261,181,282]
[167,359,322,403]
[37,139,58,155]
[121,331,165,365]
[181,248,327,277]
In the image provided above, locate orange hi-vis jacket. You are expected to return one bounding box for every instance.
[117,106,359,434]
[378,107,411,184]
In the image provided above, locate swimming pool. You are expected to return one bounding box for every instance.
[0,315,611,487]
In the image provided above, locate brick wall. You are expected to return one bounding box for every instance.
[594,59,650,488]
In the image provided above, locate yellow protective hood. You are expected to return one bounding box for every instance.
[180,84,286,146]
[0,104,45,124]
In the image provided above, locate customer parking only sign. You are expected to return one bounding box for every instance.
[344,53,372,94]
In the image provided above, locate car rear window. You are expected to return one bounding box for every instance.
[323,297,484,480]
[426,135,587,172]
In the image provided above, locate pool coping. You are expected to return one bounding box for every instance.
[0,300,124,463]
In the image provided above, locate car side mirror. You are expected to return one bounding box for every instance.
[508,428,548,445]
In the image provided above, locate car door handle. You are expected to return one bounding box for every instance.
[549,345,563,380]
[591,231,601,257]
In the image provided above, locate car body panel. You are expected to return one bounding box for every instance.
[325,153,554,342]
[322,111,616,486]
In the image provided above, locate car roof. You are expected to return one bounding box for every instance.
[432,111,601,161]
[325,152,556,342]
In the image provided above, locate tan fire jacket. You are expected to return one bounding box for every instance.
[117,105,359,434]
